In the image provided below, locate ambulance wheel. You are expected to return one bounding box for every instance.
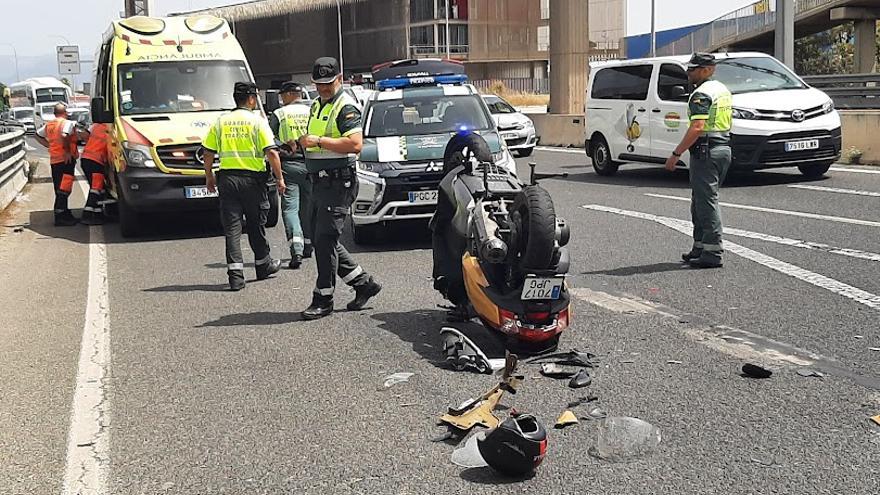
[265,188,280,228]
[798,161,832,178]
[118,195,140,238]
[590,135,619,176]
[511,185,557,270]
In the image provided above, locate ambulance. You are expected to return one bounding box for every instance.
[91,15,278,237]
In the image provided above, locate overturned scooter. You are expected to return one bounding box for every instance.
[431,131,572,353]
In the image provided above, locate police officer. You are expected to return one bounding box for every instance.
[298,57,381,320]
[269,81,313,269]
[665,53,733,269]
[203,82,285,291]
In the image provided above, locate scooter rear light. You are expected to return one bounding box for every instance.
[499,309,518,335]
[524,311,551,324]
[557,307,570,331]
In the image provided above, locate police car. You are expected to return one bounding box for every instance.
[352,59,517,244]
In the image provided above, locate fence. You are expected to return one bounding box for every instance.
[469,78,550,94]
[803,74,880,109]
[0,121,28,212]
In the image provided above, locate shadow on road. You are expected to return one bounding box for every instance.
[196,311,304,327]
[459,467,536,484]
[582,262,688,277]
[144,283,229,293]
[342,219,432,254]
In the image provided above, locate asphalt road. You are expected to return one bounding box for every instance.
[2,142,879,494]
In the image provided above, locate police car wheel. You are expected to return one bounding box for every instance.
[516,147,534,158]
[590,135,619,177]
[797,161,832,178]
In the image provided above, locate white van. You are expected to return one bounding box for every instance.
[585,52,841,178]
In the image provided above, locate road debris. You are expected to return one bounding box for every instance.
[382,372,414,389]
[555,410,579,429]
[582,405,608,420]
[869,347,880,352]
[870,415,880,427]
[620,359,635,364]
[451,413,548,477]
[440,327,505,374]
[796,369,825,378]
[526,349,598,368]
[13,226,24,233]
[592,416,661,461]
[540,363,575,378]
[667,360,683,365]
[439,353,522,433]
[568,369,592,388]
[741,363,773,379]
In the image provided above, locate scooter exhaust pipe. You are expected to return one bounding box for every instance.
[481,238,508,264]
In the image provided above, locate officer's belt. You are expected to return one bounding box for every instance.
[308,166,355,182]
[696,132,730,147]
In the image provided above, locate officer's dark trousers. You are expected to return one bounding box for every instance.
[81,158,106,219]
[310,173,369,302]
[51,160,76,218]
[689,144,732,263]
[217,171,271,284]
[281,160,312,257]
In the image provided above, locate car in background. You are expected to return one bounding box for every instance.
[33,102,57,130]
[10,107,35,133]
[481,94,538,157]
[67,107,92,143]
[352,58,517,244]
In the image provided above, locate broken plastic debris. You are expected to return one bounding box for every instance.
[555,410,579,429]
[870,415,880,427]
[567,396,598,408]
[451,431,490,468]
[540,363,574,378]
[593,417,661,461]
[796,369,825,378]
[741,363,772,379]
[869,348,880,352]
[382,372,414,388]
[526,349,598,368]
[13,226,24,233]
[440,327,503,374]
[583,405,608,420]
[666,360,683,365]
[568,369,592,389]
[620,359,635,364]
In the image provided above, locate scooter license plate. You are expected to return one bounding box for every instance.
[521,277,563,300]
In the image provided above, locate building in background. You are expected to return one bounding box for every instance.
[180,0,627,92]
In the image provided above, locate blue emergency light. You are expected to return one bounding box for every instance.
[377,73,468,91]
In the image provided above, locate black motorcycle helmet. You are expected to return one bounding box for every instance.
[477,414,548,476]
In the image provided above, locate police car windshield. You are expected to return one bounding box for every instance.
[715,57,806,94]
[366,94,492,137]
[118,61,252,115]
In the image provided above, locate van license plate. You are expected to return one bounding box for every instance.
[185,186,218,199]
[521,277,564,300]
[408,190,438,204]
[785,139,819,152]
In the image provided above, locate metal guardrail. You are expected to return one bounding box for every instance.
[0,120,29,211]
[803,74,880,109]
[657,0,838,56]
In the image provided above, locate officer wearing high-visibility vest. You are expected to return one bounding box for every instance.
[269,81,313,270]
[297,57,381,320]
[665,53,733,269]
[203,81,285,291]
[79,122,110,225]
[35,103,87,226]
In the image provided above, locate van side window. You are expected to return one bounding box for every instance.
[658,64,690,102]
[591,65,653,101]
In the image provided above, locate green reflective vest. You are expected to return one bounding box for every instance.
[203,108,274,172]
[274,102,310,144]
[305,91,360,160]
[688,80,733,133]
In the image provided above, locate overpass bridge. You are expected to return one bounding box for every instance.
[657,0,880,72]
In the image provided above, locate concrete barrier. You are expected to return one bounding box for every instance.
[0,125,29,212]
[839,110,880,165]
[530,113,586,148]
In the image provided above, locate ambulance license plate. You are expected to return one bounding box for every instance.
[784,139,819,152]
[408,190,438,204]
[185,186,218,199]
[521,277,564,300]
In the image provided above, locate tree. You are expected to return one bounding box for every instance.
[795,22,854,75]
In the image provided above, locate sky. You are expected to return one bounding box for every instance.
[0,0,757,84]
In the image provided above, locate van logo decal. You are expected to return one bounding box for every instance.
[791,109,805,122]
[664,112,681,129]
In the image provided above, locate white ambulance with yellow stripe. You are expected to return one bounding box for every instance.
[91,15,278,237]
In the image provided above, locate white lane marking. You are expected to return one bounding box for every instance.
[787,184,880,197]
[644,193,880,228]
[830,166,880,175]
[63,181,110,495]
[583,204,880,310]
[723,226,880,263]
[569,287,676,317]
[534,146,584,154]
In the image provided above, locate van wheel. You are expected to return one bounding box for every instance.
[118,195,140,238]
[798,161,832,178]
[590,136,619,176]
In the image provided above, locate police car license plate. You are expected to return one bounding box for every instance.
[408,190,438,204]
[521,277,564,300]
[185,186,218,199]
[784,139,819,152]
[502,133,519,140]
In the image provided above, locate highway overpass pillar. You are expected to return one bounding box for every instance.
[774,0,795,69]
[549,0,589,115]
[854,19,878,73]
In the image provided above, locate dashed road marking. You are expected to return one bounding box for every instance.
[534,146,584,154]
[63,181,110,495]
[723,226,880,263]
[830,166,880,175]
[787,184,880,197]
[583,204,880,310]
[644,192,880,228]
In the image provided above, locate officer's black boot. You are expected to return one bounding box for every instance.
[228,272,246,292]
[302,244,313,259]
[288,255,303,270]
[256,259,282,280]
[303,296,334,320]
[347,277,382,311]
[688,254,723,269]
[681,249,703,262]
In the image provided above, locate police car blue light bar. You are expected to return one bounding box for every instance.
[377,74,468,91]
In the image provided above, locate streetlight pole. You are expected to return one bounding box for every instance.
[335,0,344,79]
[0,43,21,81]
[650,0,656,57]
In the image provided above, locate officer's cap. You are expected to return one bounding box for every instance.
[687,53,717,70]
[312,57,341,84]
[233,81,259,96]
[280,81,303,94]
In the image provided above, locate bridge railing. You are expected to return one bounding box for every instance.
[803,74,880,109]
[656,0,838,57]
[0,120,29,211]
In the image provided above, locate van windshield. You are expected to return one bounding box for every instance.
[715,57,806,94]
[118,60,252,115]
[35,88,68,103]
[13,109,34,119]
